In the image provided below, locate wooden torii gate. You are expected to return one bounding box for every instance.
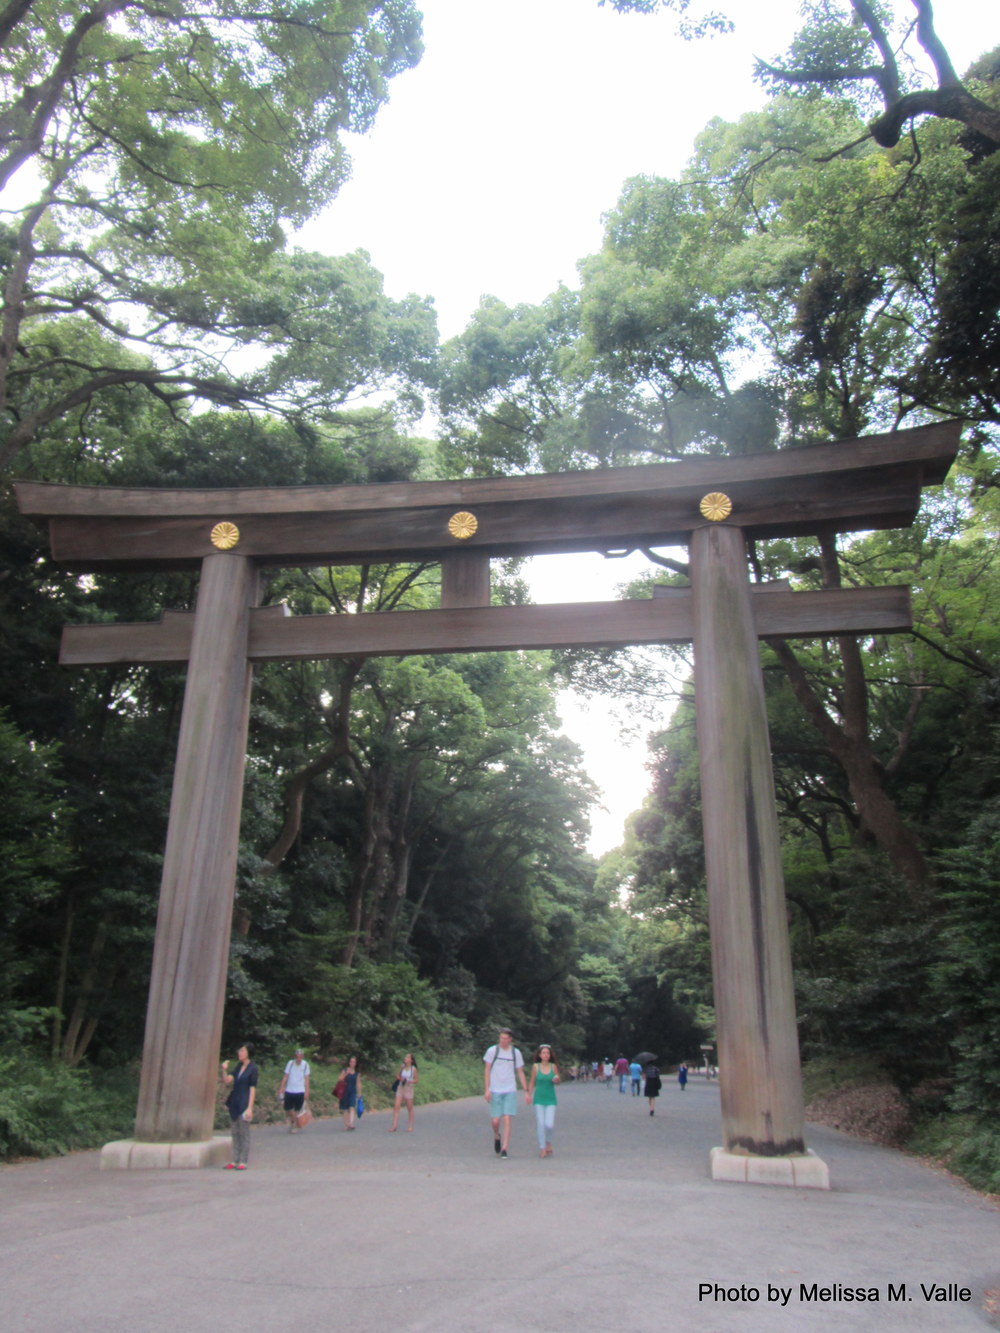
[15,420,959,1183]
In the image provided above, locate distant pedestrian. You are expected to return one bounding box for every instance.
[336,1054,361,1129]
[602,1059,614,1086]
[277,1048,311,1132]
[644,1063,662,1116]
[528,1044,560,1158]
[220,1042,258,1169]
[678,1062,688,1091]
[483,1027,528,1158]
[614,1055,630,1093]
[629,1060,642,1096]
[390,1052,418,1132]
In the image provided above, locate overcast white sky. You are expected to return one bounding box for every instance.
[298,0,989,855]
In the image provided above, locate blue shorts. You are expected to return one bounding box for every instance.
[490,1091,518,1117]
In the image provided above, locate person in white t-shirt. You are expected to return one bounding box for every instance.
[389,1052,419,1132]
[278,1049,311,1132]
[482,1027,528,1159]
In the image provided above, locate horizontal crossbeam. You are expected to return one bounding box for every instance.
[18,422,960,571]
[60,585,912,666]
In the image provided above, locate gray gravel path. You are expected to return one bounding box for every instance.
[1,1076,998,1331]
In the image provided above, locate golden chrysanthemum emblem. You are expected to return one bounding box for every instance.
[699,492,733,522]
[447,510,479,540]
[210,521,241,550]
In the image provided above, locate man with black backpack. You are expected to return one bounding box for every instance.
[483,1027,529,1158]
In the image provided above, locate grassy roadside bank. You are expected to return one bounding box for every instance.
[221,1053,484,1129]
[0,1052,484,1161]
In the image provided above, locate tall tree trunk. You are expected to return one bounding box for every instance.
[51,890,75,1060]
[232,662,362,938]
[61,914,109,1066]
[400,839,452,951]
[341,761,392,967]
[768,534,929,886]
[261,661,362,874]
[372,758,421,960]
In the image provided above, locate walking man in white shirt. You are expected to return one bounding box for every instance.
[483,1027,528,1159]
[278,1048,311,1132]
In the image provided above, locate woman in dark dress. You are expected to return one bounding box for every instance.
[338,1054,361,1129]
[220,1042,258,1168]
[643,1063,662,1116]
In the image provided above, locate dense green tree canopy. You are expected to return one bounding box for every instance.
[0,0,430,468]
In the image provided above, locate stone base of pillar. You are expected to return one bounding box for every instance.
[100,1136,232,1170]
[710,1146,830,1190]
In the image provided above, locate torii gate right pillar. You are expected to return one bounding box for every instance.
[691,523,829,1188]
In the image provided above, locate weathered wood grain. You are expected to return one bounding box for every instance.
[59,585,912,665]
[15,421,962,570]
[440,550,491,608]
[691,523,808,1157]
[133,554,259,1144]
[13,419,960,517]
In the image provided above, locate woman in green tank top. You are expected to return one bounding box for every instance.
[528,1044,560,1158]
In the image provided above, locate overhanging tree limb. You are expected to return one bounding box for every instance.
[757,0,1000,150]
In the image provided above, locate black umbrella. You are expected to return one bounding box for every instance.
[632,1051,658,1066]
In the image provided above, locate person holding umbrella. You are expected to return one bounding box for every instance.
[634,1052,662,1116]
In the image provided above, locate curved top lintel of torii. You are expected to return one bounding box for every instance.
[14,420,960,572]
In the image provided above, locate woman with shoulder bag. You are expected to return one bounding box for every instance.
[389,1053,418,1132]
[337,1055,361,1129]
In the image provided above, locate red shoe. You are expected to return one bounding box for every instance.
[236,1163,248,1170]
[224,1163,236,1170]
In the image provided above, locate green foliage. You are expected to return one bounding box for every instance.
[598,0,733,40]
[405,1056,484,1103]
[0,1057,137,1159]
[0,709,71,1007]
[934,807,1000,1118]
[0,1,423,217]
[0,0,430,467]
[270,958,465,1067]
[908,1115,1000,1196]
[436,288,586,475]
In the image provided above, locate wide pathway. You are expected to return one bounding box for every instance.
[1,1077,998,1332]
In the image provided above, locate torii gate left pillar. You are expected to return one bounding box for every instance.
[15,421,959,1177]
[128,554,259,1163]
